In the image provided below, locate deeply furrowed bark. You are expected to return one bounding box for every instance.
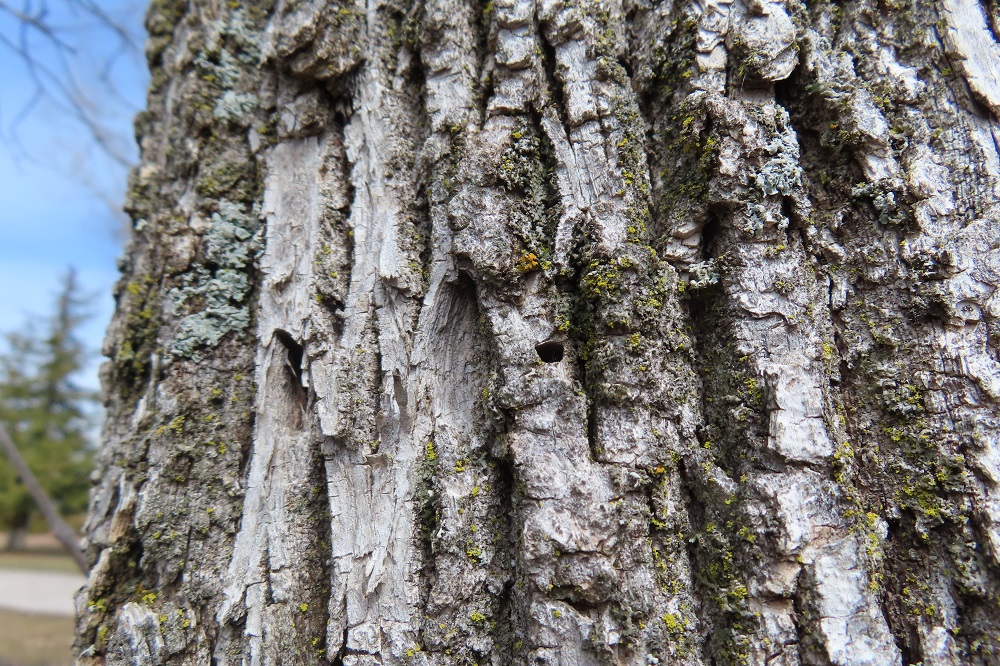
[76,0,1000,664]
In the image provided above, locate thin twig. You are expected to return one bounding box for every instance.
[0,0,75,51]
[0,0,138,166]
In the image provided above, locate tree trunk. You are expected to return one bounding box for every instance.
[6,522,27,552]
[76,0,1000,664]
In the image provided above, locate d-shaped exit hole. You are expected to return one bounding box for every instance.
[273,329,304,384]
[535,340,564,363]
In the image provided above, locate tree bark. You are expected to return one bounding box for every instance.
[76,0,1000,664]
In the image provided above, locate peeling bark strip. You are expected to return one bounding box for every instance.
[77,0,1000,664]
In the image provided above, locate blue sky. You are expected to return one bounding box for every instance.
[0,0,148,390]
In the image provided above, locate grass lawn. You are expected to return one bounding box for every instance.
[0,609,73,666]
[0,552,80,574]
[0,531,82,574]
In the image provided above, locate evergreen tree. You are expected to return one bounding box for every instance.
[0,269,97,550]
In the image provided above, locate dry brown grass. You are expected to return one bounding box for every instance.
[0,609,73,666]
[0,532,81,664]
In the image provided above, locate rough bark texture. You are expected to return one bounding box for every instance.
[76,0,1000,664]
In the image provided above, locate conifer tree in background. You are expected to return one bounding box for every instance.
[0,269,96,550]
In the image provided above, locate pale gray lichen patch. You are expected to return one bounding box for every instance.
[171,302,252,360]
[742,203,768,236]
[206,200,263,269]
[195,48,244,88]
[170,200,262,360]
[223,9,263,64]
[195,9,264,88]
[754,131,802,197]
[214,91,258,122]
[688,259,719,289]
[169,266,255,360]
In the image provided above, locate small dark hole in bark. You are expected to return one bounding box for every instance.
[618,56,633,79]
[701,208,723,258]
[535,340,564,363]
[274,329,304,384]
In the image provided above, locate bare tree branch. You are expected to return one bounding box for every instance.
[0,1,75,51]
[0,0,141,167]
[67,0,137,52]
[0,421,89,574]
[0,31,133,167]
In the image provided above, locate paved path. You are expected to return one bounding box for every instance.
[0,568,85,616]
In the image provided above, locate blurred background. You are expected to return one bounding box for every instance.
[0,1,147,663]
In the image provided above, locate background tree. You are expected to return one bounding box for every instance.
[0,269,96,550]
[77,1,1000,665]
